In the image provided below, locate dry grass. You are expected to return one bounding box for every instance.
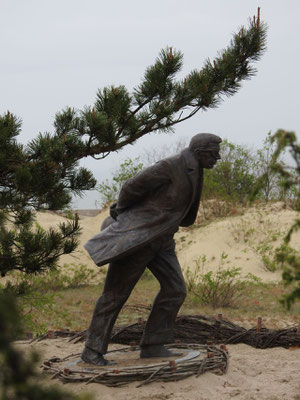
[26,273,300,334]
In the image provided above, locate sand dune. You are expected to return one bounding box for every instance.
[37,202,300,283]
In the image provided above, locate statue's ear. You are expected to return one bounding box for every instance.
[194,148,201,158]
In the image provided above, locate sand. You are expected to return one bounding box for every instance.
[14,203,300,398]
[16,338,300,400]
[38,201,300,283]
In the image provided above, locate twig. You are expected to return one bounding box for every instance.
[136,365,166,388]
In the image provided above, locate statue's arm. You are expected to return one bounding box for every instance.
[116,160,171,213]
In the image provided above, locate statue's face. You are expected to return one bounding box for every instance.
[195,147,221,169]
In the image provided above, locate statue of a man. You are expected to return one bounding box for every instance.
[82,133,222,365]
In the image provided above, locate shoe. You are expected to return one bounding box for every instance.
[140,344,182,358]
[81,346,116,366]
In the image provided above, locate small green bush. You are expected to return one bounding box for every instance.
[1,264,98,334]
[185,253,261,308]
[202,139,257,204]
[276,243,300,308]
[97,158,144,206]
[256,235,281,272]
[0,290,92,400]
[269,129,300,307]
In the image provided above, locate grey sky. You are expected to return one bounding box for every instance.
[1,0,299,208]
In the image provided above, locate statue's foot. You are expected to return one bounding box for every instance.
[81,346,115,366]
[140,344,183,358]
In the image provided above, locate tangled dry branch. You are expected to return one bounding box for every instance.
[34,315,300,349]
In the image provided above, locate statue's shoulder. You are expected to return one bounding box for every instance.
[157,151,185,167]
[149,152,188,181]
[143,149,191,178]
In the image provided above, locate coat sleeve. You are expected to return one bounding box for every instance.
[116,160,171,213]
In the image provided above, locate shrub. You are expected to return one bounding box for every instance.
[258,130,300,307]
[202,139,257,204]
[185,253,261,308]
[0,290,92,400]
[97,158,144,206]
[1,264,98,334]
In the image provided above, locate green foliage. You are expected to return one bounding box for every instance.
[97,158,144,205]
[47,12,266,159]
[0,113,96,212]
[251,131,299,202]
[255,132,284,201]
[0,290,92,400]
[6,263,98,292]
[203,139,256,203]
[269,130,300,307]
[3,282,57,336]
[63,208,76,220]
[0,111,89,277]
[202,132,295,206]
[1,264,97,334]
[58,263,98,288]
[0,212,81,277]
[277,244,300,309]
[255,230,282,272]
[185,253,261,308]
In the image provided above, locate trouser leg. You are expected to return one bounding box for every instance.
[85,247,153,355]
[140,237,186,346]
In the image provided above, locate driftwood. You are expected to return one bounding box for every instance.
[33,314,300,349]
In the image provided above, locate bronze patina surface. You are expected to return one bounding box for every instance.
[83,133,222,365]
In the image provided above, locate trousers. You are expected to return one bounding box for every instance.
[85,234,186,355]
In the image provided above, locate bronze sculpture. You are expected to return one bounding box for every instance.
[82,133,222,365]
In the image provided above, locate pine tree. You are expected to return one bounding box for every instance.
[0,8,266,277]
[0,112,95,276]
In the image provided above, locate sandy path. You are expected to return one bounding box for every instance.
[16,338,300,400]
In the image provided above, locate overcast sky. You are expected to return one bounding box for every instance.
[1,0,300,208]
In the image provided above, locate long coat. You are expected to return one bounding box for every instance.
[84,148,204,266]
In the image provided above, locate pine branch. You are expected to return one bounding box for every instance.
[0,213,81,276]
[23,9,266,187]
[50,8,266,160]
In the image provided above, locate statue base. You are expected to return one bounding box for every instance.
[42,344,229,387]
